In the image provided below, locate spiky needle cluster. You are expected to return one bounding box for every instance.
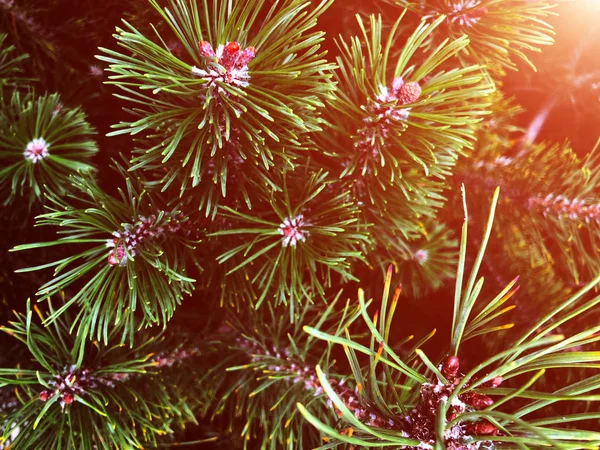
[12,171,199,344]
[0,91,98,208]
[3,1,600,449]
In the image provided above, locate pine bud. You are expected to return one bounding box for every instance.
[467,420,498,436]
[461,392,494,410]
[62,392,75,404]
[483,376,503,388]
[198,40,215,58]
[414,249,428,264]
[441,355,460,380]
[108,243,126,266]
[447,406,459,421]
[397,81,421,104]
[108,252,118,266]
[236,46,256,69]
[220,42,241,71]
[391,76,405,96]
[39,390,50,401]
[470,6,489,20]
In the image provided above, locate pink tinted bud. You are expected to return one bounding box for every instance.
[470,6,488,19]
[198,40,215,58]
[108,243,126,266]
[441,355,459,380]
[39,390,50,401]
[397,81,421,104]
[461,392,494,410]
[446,406,459,421]
[487,376,503,388]
[414,249,428,264]
[219,41,241,71]
[236,46,256,69]
[116,243,125,261]
[467,420,498,436]
[62,392,74,404]
[391,76,405,96]
[108,251,119,266]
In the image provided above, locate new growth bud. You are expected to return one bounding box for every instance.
[220,42,241,71]
[466,420,499,436]
[198,40,216,57]
[396,81,422,104]
[483,376,503,388]
[441,355,460,380]
[460,392,494,410]
[62,392,75,405]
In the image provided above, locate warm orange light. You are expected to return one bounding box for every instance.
[569,0,600,13]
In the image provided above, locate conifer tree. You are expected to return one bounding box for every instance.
[2,1,600,449]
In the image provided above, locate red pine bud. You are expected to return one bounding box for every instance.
[414,249,428,264]
[467,420,498,436]
[446,406,458,421]
[62,392,75,404]
[485,376,503,388]
[236,46,256,69]
[198,40,215,58]
[441,355,460,379]
[220,41,241,71]
[461,392,494,410]
[397,81,421,104]
[39,390,50,401]
[107,251,119,266]
[470,6,488,19]
[391,76,405,96]
[116,243,126,261]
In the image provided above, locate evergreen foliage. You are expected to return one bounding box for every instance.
[384,0,556,72]
[0,33,30,91]
[0,298,201,449]
[198,299,361,449]
[311,12,493,289]
[1,0,600,449]
[457,137,600,288]
[12,169,200,344]
[0,91,98,208]
[300,190,600,449]
[213,168,368,310]
[97,0,336,214]
[385,220,457,298]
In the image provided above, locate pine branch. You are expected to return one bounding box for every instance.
[369,219,459,298]
[0,299,203,449]
[455,134,600,288]
[299,189,600,449]
[198,297,365,449]
[0,90,98,209]
[11,168,200,345]
[385,0,557,73]
[0,33,32,90]
[97,0,336,215]
[311,13,493,241]
[211,167,369,310]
